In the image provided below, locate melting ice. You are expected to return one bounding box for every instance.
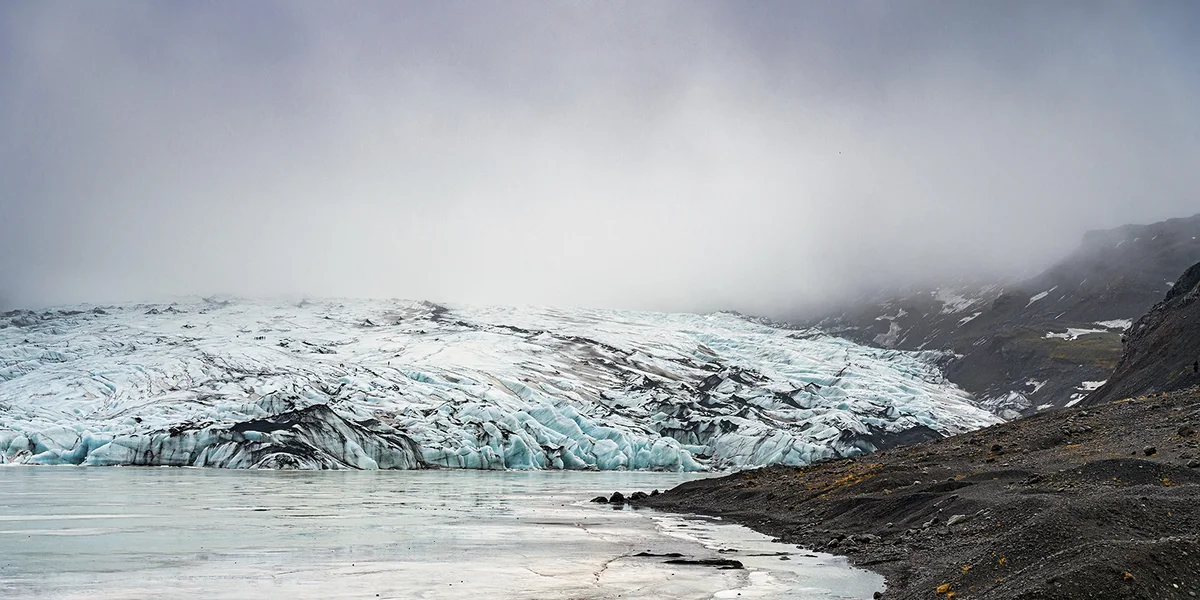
[0,299,1001,470]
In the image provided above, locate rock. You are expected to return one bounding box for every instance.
[590,496,609,503]
[1144,446,1158,456]
[650,489,660,496]
[1187,459,1200,468]
[990,443,1003,453]
[874,593,883,600]
[827,538,840,548]
[947,514,968,526]
[609,492,626,504]
[630,491,649,501]
[663,558,744,569]
[1179,424,1196,437]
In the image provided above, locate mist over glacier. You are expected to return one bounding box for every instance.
[2,2,1200,316]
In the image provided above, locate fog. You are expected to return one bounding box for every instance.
[2,1,1198,316]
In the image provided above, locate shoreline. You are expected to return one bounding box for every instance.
[643,388,1200,599]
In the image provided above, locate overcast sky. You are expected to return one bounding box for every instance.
[2,1,1198,315]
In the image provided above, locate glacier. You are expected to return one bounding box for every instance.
[0,298,1002,470]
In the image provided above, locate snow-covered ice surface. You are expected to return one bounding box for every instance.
[979,390,1032,421]
[0,298,1001,470]
[0,468,885,599]
[871,320,903,348]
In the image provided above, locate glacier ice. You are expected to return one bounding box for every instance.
[0,299,1002,470]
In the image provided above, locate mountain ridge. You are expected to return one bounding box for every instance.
[803,212,1200,416]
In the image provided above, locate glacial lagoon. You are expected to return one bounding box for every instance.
[0,468,883,599]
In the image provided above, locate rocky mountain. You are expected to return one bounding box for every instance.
[646,260,1200,598]
[1085,260,1200,405]
[806,213,1200,417]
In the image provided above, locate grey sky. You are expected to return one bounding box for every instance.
[2,1,1198,315]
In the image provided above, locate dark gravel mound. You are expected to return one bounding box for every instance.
[642,388,1200,599]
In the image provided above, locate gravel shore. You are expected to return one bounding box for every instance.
[642,387,1200,599]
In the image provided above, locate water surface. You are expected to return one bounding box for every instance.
[0,468,882,599]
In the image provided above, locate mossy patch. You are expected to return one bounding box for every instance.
[1011,330,1123,370]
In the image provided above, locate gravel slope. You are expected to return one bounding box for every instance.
[643,387,1200,599]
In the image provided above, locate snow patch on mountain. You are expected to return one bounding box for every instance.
[872,321,903,348]
[1026,287,1058,308]
[0,299,1001,470]
[1044,328,1108,341]
[934,289,982,315]
[958,312,983,326]
[1066,380,1108,408]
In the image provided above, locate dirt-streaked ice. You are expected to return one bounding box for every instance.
[0,298,1001,470]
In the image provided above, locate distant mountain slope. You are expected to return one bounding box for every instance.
[807,213,1200,416]
[1085,260,1200,404]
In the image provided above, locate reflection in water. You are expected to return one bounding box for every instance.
[0,468,882,599]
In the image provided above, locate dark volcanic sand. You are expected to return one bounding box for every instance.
[642,388,1200,599]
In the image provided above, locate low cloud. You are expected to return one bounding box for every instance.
[2,1,1198,316]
